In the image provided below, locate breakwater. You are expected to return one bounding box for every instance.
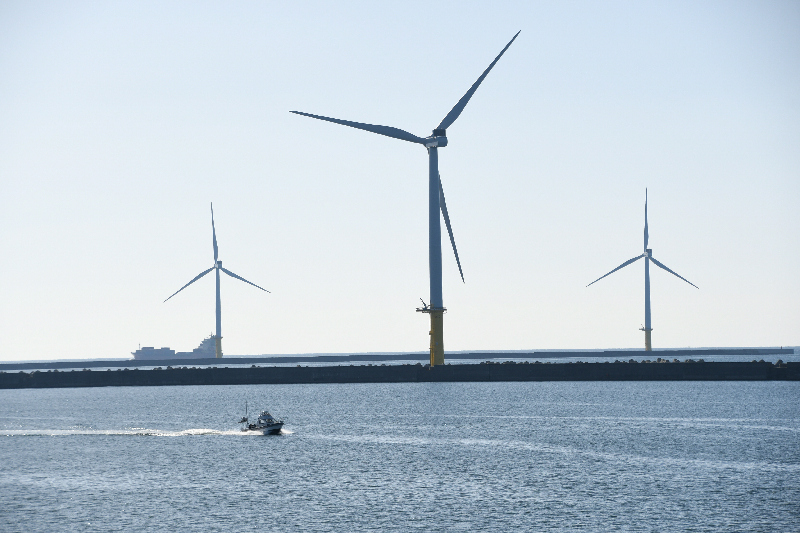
[1,347,793,372]
[1,360,797,389]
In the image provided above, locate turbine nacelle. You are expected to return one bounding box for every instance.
[216,260,223,268]
[425,135,448,148]
[645,249,652,257]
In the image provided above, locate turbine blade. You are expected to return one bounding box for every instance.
[437,31,521,131]
[164,267,215,302]
[644,189,649,251]
[211,203,219,262]
[439,175,464,283]
[220,267,270,293]
[290,111,426,144]
[650,256,699,289]
[587,254,644,287]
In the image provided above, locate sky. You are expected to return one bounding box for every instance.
[1,1,798,361]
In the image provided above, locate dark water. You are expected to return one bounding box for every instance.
[1,382,798,532]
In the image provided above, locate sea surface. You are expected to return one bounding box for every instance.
[1,382,798,532]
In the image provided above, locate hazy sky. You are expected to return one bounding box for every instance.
[1,1,798,361]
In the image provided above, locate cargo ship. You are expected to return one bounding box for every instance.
[132,335,218,360]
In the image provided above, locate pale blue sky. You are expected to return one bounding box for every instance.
[1,1,798,361]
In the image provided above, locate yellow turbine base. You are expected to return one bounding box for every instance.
[429,311,444,366]
[215,337,223,358]
[644,330,652,352]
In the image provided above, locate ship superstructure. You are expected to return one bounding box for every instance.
[132,335,217,360]
[131,346,175,359]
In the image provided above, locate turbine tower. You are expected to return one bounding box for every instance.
[587,190,698,351]
[164,203,269,358]
[292,32,520,366]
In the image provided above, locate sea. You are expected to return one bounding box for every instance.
[1,380,798,532]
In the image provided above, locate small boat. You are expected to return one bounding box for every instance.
[238,402,284,435]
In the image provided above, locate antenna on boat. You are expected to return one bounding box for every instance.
[238,400,249,425]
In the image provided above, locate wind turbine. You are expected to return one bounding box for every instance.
[164,203,269,358]
[587,190,698,351]
[292,32,520,366]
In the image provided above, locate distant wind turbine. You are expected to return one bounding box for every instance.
[164,203,269,358]
[587,190,698,351]
[292,32,520,366]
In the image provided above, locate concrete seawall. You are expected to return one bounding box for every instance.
[1,361,797,389]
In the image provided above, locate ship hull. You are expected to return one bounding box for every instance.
[133,352,215,361]
[242,423,283,435]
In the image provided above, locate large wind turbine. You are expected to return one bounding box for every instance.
[587,190,698,351]
[164,203,269,358]
[292,32,520,366]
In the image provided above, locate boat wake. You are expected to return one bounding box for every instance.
[2,428,263,437]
